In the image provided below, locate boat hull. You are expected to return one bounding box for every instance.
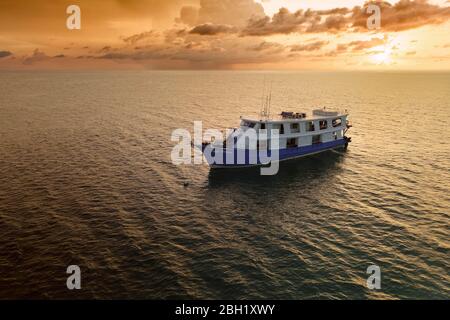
[203,138,349,169]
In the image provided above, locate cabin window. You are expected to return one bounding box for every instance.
[332,118,342,127]
[319,120,328,130]
[261,123,266,130]
[272,123,285,134]
[241,121,256,128]
[287,138,298,148]
[312,135,321,144]
[272,124,278,131]
[306,121,315,132]
[291,123,300,133]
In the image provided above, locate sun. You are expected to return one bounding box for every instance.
[371,47,393,65]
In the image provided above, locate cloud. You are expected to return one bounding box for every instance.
[242,8,311,36]
[23,49,49,65]
[178,0,265,26]
[0,0,199,63]
[82,1,429,69]
[249,41,285,53]
[241,6,360,36]
[189,23,237,35]
[327,36,387,56]
[2,0,449,70]
[0,51,12,58]
[352,0,450,32]
[95,32,291,69]
[123,31,160,45]
[346,36,387,51]
[290,41,329,52]
[336,44,348,53]
[242,0,450,36]
[99,46,110,53]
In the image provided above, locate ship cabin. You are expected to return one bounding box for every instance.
[238,109,349,150]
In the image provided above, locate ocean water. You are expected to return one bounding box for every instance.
[0,71,449,299]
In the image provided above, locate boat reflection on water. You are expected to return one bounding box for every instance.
[203,149,349,229]
[207,148,347,190]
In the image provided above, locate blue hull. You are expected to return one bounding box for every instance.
[204,139,348,168]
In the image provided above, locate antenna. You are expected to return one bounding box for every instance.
[260,76,266,118]
[268,81,273,119]
[259,77,274,120]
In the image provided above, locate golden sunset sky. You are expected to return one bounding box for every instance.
[0,0,449,70]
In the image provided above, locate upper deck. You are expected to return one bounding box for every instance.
[240,108,348,125]
[212,108,351,150]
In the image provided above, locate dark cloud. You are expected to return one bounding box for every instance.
[122,31,161,45]
[242,8,310,36]
[241,6,356,36]
[98,46,114,53]
[0,51,12,58]
[316,8,352,15]
[189,23,236,35]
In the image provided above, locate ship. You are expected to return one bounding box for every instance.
[197,107,352,169]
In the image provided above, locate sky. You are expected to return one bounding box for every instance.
[0,0,449,70]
